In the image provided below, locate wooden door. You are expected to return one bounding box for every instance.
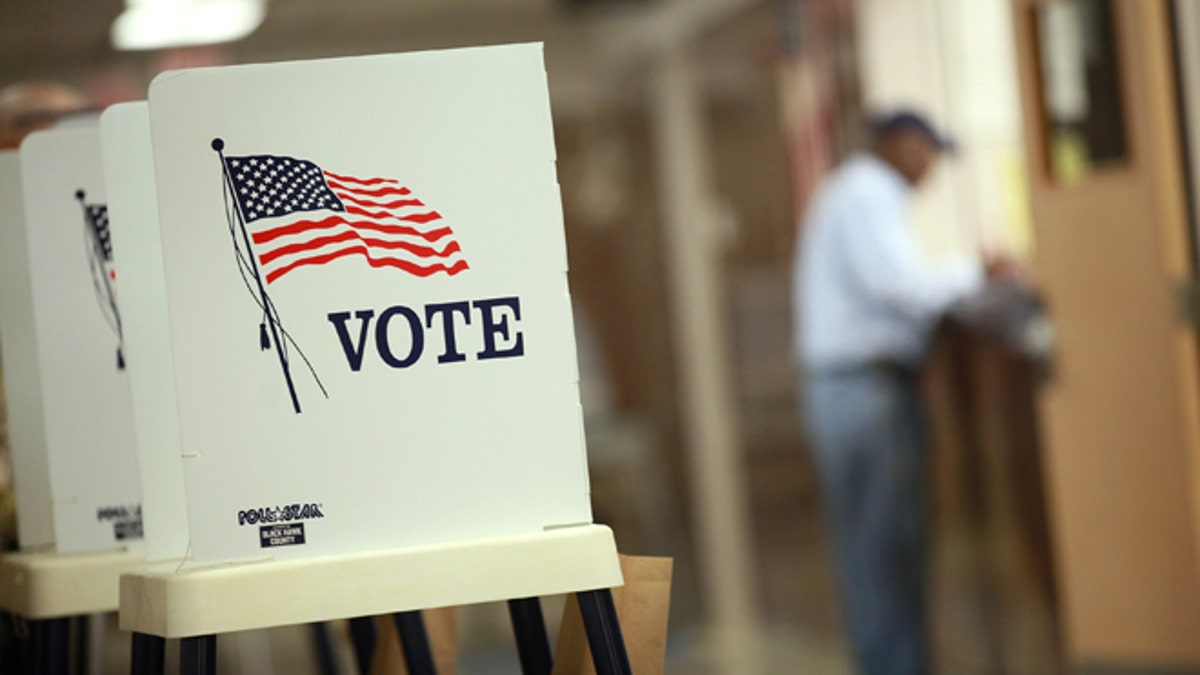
[1012,0,1200,665]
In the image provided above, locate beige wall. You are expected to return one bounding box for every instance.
[856,0,1033,260]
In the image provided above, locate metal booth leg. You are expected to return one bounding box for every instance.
[347,616,377,674]
[22,619,41,675]
[576,589,632,675]
[507,598,553,675]
[131,632,165,675]
[0,611,22,675]
[71,615,89,675]
[37,617,71,675]
[309,623,339,675]
[180,635,217,675]
[391,611,436,675]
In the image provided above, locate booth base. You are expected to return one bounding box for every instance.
[0,548,145,619]
[120,524,623,639]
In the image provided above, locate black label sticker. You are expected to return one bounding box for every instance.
[99,504,143,542]
[114,519,143,541]
[259,522,306,548]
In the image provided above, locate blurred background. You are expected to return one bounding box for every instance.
[6,0,1200,673]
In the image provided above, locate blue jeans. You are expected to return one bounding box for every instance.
[803,367,930,675]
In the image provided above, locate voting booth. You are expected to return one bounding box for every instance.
[0,122,150,673]
[101,102,191,567]
[4,125,145,555]
[105,44,630,674]
[0,42,645,675]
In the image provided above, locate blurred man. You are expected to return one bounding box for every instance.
[794,111,1009,675]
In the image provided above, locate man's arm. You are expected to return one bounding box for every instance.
[839,191,983,323]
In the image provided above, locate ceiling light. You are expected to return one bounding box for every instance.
[112,0,267,51]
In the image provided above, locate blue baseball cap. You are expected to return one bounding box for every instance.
[869,109,957,154]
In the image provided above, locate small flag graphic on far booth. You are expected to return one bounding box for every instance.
[78,190,124,370]
[212,139,469,414]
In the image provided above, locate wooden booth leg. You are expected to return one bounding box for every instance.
[577,589,632,675]
[392,611,436,675]
[507,598,552,675]
[180,635,217,675]
[131,633,166,675]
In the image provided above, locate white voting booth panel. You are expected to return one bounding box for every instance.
[0,150,55,551]
[101,102,190,563]
[146,43,594,565]
[18,126,143,555]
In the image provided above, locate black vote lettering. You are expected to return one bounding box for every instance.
[327,310,375,371]
[375,305,424,368]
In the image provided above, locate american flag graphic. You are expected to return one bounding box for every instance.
[222,153,468,284]
[86,203,114,264]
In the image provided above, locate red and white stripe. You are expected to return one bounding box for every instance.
[249,171,468,284]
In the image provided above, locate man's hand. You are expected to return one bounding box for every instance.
[983,249,1030,286]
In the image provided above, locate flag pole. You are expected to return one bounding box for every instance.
[78,189,125,370]
[212,138,302,414]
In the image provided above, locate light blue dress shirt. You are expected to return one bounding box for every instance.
[794,153,983,370]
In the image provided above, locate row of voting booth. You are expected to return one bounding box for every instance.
[0,44,638,674]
